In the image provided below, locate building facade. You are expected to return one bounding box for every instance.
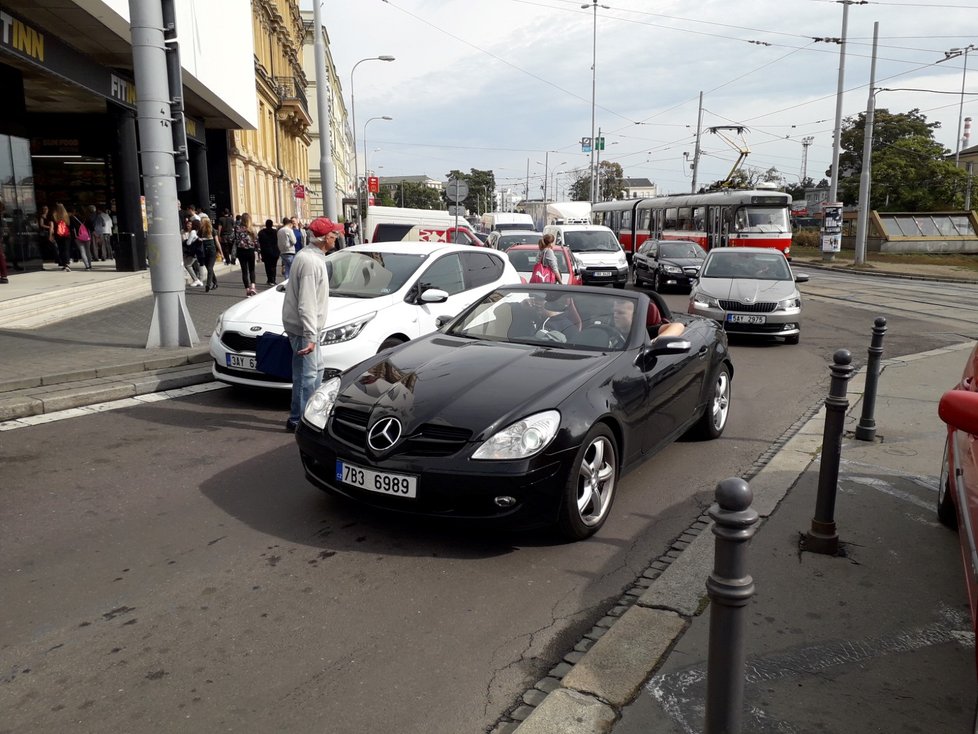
[622,178,657,199]
[300,11,353,222]
[229,0,310,224]
[0,0,256,270]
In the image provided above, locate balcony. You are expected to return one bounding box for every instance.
[275,76,312,132]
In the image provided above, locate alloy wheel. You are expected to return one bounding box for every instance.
[576,436,616,527]
[710,371,731,431]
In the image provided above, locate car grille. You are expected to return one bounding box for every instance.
[221,331,259,352]
[718,300,776,313]
[331,407,472,457]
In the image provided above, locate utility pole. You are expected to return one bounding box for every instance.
[854,22,879,266]
[312,0,336,219]
[595,128,602,201]
[129,0,197,348]
[691,91,704,193]
[525,158,530,206]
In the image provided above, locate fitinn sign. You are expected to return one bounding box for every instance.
[0,5,136,110]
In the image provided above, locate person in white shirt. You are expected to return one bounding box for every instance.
[94,206,114,261]
[277,217,297,279]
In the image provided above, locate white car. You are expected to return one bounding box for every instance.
[210,242,521,388]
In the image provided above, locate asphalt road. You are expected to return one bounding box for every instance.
[0,268,972,733]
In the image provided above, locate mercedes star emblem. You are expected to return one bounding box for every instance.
[367,417,402,451]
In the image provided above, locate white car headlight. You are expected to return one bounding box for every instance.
[776,296,801,310]
[302,377,342,430]
[692,293,721,309]
[472,410,560,461]
[320,312,377,345]
[617,252,628,266]
[214,313,224,334]
[663,265,682,274]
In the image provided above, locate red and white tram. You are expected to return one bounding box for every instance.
[591,189,793,260]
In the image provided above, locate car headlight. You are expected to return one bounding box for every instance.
[302,377,342,430]
[692,293,721,309]
[320,312,377,345]
[214,313,224,334]
[472,410,560,460]
[663,265,682,274]
[616,252,628,267]
[776,297,801,310]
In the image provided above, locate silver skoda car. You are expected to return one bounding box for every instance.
[688,247,808,344]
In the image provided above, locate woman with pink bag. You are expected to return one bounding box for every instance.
[529,233,562,284]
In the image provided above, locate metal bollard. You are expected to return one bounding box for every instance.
[704,477,759,734]
[806,349,855,555]
[855,317,887,441]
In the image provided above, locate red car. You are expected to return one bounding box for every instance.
[938,342,978,659]
[504,244,582,286]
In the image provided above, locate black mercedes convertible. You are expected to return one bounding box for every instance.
[295,285,733,540]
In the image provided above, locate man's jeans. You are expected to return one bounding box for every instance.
[288,334,323,426]
[281,252,295,280]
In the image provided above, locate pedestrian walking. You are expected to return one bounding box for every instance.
[217,208,236,265]
[94,206,114,261]
[51,204,74,271]
[181,218,203,287]
[281,216,343,432]
[277,217,297,280]
[235,212,259,296]
[258,218,279,285]
[530,233,562,284]
[198,217,219,291]
[70,208,93,270]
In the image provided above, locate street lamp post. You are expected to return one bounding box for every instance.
[350,55,395,234]
[363,115,392,219]
[582,1,609,205]
[939,43,977,165]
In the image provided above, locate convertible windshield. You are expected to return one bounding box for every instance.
[448,289,639,351]
[328,251,426,297]
[702,251,791,281]
[563,231,621,253]
[660,242,704,260]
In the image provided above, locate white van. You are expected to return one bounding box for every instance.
[365,205,481,246]
[481,211,535,233]
[543,223,628,288]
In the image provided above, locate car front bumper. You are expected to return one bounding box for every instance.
[580,266,628,286]
[295,421,578,528]
[688,303,801,337]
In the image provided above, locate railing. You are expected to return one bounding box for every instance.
[274,76,309,117]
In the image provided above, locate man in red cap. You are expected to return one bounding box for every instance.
[281,217,343,432]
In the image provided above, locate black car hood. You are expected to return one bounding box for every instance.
[338,335,615,438]
[660,256,703,268]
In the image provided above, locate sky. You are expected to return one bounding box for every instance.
[311,0,978,200]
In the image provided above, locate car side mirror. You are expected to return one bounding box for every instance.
[794,273,810,283]
[420,288,449,304]
[647,336,692,357]
[435,315,454,328]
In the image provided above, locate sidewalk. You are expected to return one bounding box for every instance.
[0,258,256,423]
[508,342,977,733]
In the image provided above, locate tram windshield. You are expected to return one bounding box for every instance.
[736,208,789,233]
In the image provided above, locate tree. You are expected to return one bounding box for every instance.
[568,161,625,201]
[444,168,496,214]
[835,108,967,211]
[379,181,443,209]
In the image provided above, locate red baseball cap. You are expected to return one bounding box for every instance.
[308,217,344,237]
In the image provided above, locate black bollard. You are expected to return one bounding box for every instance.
[806,349,855,555]
[855,317,887,441]
[704,477,759,734]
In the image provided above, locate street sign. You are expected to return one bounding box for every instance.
[445,178,469,202]
[581,136,592,153]
[448,205,466,216]
[293,184,305,199]
[596,136,605,151]
[368,176,379,193]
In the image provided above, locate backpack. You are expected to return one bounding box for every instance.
[76,221,91,242]
[55,219,69,238]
